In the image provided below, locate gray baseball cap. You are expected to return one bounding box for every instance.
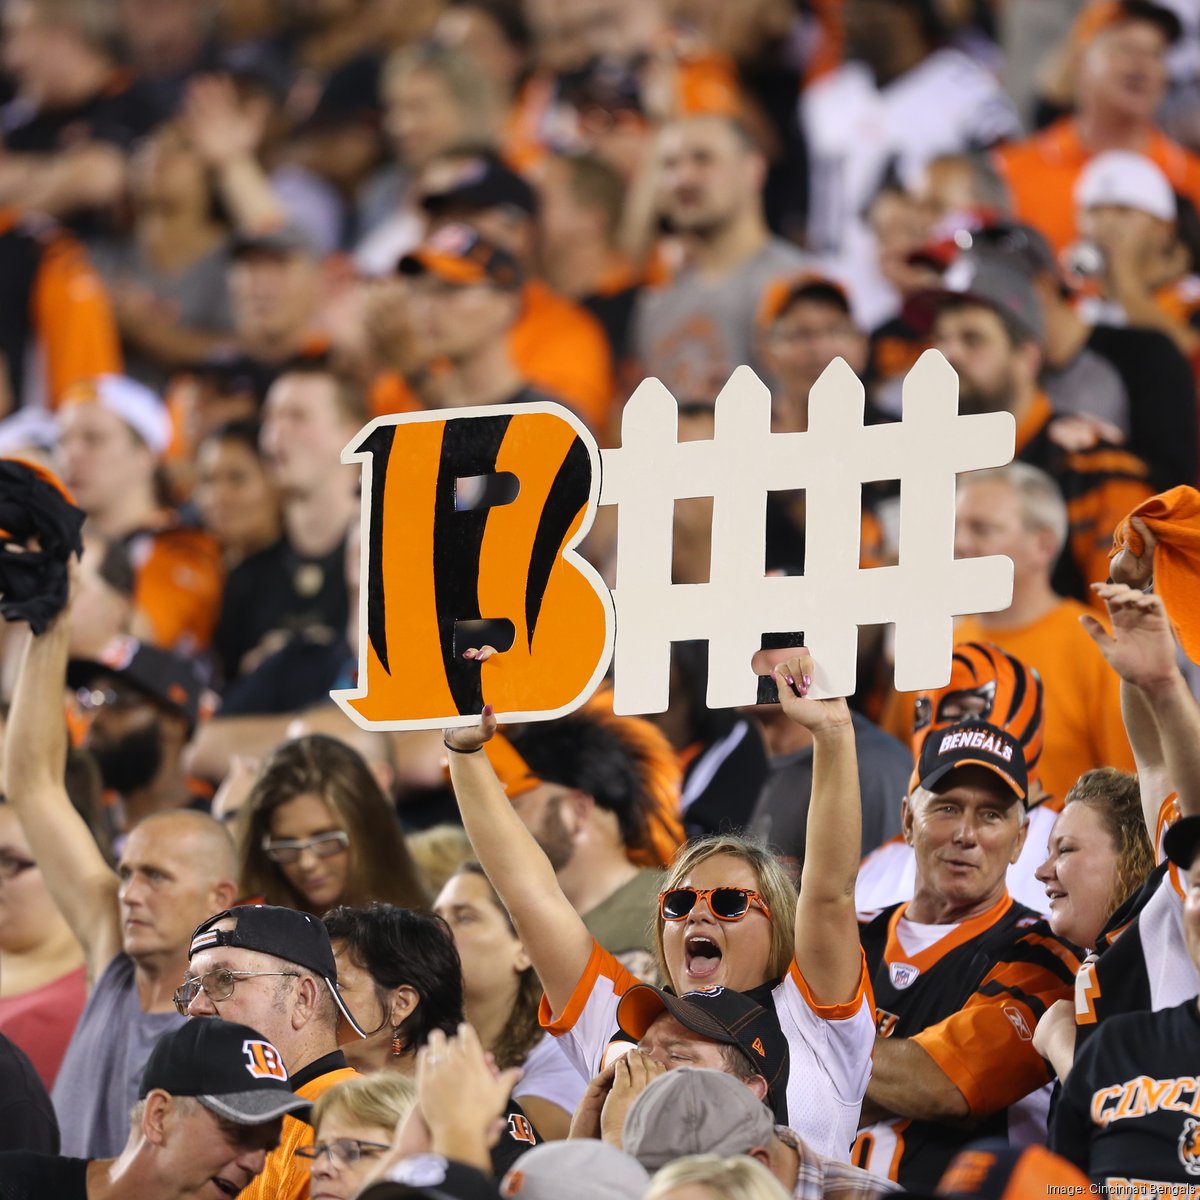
[905,253,1045,344]
[622,1068,775,1172]
[500,1140,649,1200]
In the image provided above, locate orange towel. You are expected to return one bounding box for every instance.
[1111,485,1200,661]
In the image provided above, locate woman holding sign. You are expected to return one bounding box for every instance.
[444,647,873,1162]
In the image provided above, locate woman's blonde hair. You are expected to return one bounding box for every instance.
[645,1155,790,1200]
[654,835,797,986]
[311,1072,416,1139]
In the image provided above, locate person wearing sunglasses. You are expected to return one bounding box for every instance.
[301,1072,415,1200]
[445,647,873,1164]
[234,733,428,916]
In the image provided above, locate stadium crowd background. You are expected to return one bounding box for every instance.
[2,0,1200,1197]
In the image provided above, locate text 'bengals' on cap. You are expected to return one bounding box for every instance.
[909,718,1027,803]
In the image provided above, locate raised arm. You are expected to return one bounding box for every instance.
[5,608,121,978]
[444,677,597,1017]
[777,650,864,1005]
[1082,582,1200,821]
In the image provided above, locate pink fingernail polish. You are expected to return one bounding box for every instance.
[803,674,813,688]
[784,673,796,687]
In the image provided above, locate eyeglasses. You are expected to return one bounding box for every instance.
[262,830,350,865]
[659,887,772,922]
[74,686,150,713]
[0,852,36,881]
[294,1138,391,1166]
[173,968,301,1015]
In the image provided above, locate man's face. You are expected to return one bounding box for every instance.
[117,818,229,961]
[934,305,1022,415]
[508,783,577,872]
[56,404,155,516]
[904,768,1028,914]
[260,373,352,497]
[954,477,1047,583]
[1078,203,1172,267]
[637,1012,734,1073]
[1080,20,1169,123]
[81,675,166,796]
[383,67,467,170]
[657,117,759,237]
[185,925,300,1053]
[229,251,319,349]
[407,275,518,364]
[154,1094,282,1199]
[763,299,867,396]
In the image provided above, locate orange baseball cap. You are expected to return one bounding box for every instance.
[397,223,524,290]
[1075,0,1181,47]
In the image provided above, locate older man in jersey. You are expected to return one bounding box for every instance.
[854,720,1079,1191]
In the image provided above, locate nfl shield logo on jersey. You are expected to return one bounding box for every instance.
[889,962,920,990]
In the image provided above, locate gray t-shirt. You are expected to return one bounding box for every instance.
[633,237,807,403]
[52,953,182,1158]
[749,711,911,881]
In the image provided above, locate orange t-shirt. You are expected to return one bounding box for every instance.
[994,118,1200,252]
[953,603,1135,802]
[238,1065,359,1200]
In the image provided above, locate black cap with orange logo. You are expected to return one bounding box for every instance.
[909,718,1028,804]
[397,224,524,290]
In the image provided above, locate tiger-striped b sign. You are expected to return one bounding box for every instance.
[333,402,614,730]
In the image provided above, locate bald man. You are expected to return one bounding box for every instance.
[5,609,238,1158]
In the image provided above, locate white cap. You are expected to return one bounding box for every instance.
[1075,150,1176,221]
[60,375,172,457]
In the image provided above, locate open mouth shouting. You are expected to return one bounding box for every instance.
[685,934,723,981]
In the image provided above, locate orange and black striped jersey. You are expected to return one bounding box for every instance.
[1015,392,1154,606]
[1052,999,1200,1194]
[854,893,1079,1190]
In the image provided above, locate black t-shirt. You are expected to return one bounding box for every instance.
[0,1153,88,1200]
[0,1034,59,1154]
[1052,999,1200,1191]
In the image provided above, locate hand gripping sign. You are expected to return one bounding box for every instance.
[333,351,1016,730]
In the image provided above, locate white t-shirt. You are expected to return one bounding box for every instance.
[511,1032,588,1116]
[803,50,1021,328]
[539,939,876,1164]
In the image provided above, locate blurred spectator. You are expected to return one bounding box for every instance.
[55,377,224,655]
[301,1072,416,1199]
[643,1155,792,1200]
[0,212,121,415]
[961,221,1198,492]
[0,0,166,227]
[115,0,214,113]
[406,823,474,894]
[803,0,1020,328]
[491,705,682,974]
[434,0,533,105]
[0,796,86,1090]
[952,464,1137,800]
[214,360,361,685]
[67,638,207,832]
[192,419,282,569]
[355,43,501,275]
[322,903,463,1076]
[633,114,806,405]
[89,122,234,394]
[918,254,1156,598]
[995,0,1200,253]
[233,734,428,915]
[854,722,1079,1189]
[537,151,644,369]
[63,533,134,660]
[5,595,238,1159]
[434,862,587,1140]
[182,904,362,1200]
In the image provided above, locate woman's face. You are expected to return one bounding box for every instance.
[0,805,64,953]
[1035,802,1119,950]
[194,437,280,554]
[308,1112,394,1200]
[433,872,529,1002]
[268,793,350,912]
[331,940,392,1068]
[661,853,775,994]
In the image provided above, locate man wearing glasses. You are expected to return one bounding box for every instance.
[180,903,365,1200]
[0,1018,308,1200]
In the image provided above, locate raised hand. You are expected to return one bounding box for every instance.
[442,647,499,754]
[773,647,852,736]
[1081,582,1177,691]
[1108,515,1157,591]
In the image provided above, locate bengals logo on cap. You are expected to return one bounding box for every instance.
[243,1040,288,1081]
[334,405,614,730]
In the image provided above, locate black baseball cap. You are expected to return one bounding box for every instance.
[615,984,790,1123]
[139,1017,309,1124]
[358,1155,502,1200]
[909,718,1027,803]
[397,223,524,290]
[189,905,369,1038]
[1164,814,1200,872]
[419,152,538,219]
[68,636,204,732]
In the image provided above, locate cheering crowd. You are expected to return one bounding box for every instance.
[2,0,1200,1197]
